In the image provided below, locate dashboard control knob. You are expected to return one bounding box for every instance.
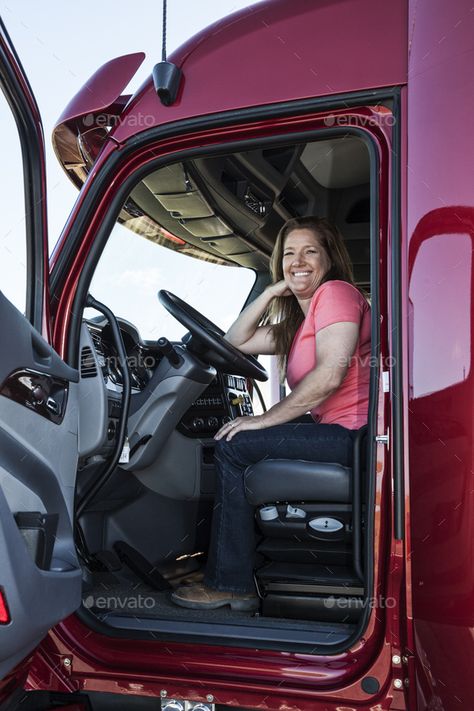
[192,417,205,431]
[207,416,219,429]
[107,420,116,440]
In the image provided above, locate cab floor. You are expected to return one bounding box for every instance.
[82,577,356,637]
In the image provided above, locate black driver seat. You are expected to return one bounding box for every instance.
[244,426,367,622]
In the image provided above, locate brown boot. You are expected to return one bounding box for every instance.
[171,583,259,611]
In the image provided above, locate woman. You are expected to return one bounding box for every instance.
[172,216,371,611]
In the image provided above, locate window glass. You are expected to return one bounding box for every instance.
[0,88,27,313]
[87,222,256,342]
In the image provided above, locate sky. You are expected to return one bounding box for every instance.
[0,0,274,403]
[0,0,263,314]
[2,0,263,240]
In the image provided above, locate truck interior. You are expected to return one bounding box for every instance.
[73,129,377,652]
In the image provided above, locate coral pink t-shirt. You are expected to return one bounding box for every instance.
[286,280,371,430]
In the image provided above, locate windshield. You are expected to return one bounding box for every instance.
[87,222,256,342]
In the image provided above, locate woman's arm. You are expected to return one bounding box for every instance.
[215,320,359,440]
[224,280,291,355]
[263,321,359,425]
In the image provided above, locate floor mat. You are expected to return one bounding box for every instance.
[83,579,356,636]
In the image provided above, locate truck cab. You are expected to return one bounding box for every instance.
[0,1,473,709]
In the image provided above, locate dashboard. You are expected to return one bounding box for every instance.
[81,317,256,464]
[85,317,159,392]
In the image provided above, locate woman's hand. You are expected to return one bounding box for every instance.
[214,414,267,442]
[267,279,293,298]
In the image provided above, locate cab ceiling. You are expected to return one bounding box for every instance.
[126,136,371,286]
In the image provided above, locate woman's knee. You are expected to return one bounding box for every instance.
[214,437,238,465]
[214,436,251,472]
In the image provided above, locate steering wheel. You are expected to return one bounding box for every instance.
[158,290,268,382]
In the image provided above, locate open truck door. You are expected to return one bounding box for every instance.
[0,18,81,700]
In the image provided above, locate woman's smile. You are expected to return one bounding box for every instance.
[282,229,331,303]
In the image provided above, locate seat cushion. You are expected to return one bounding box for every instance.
[244,459,352,506]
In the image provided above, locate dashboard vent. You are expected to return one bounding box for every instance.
[80,346,98,378]
[90,330,103,352]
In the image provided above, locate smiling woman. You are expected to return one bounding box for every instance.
[171,214,371,610]
[268,216,360,377]
[282,228,332,296]
[74,131,374,644]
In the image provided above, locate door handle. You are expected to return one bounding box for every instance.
[45,397,59,415]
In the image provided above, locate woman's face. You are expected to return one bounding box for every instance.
[282,228,331,300]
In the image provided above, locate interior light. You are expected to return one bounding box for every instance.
[160,228,186,245]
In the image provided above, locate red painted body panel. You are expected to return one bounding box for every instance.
[407,1,474,709]
[27,617,402,710]
[55,52,145,129]
[110,0,408,144]
[51,52,145,189]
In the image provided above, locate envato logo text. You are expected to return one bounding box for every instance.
[324,595,396,609]
[82,112,155,130]
[106,353,158,371]
[337,354,397,369]
[323,114,396,128]
[81,351,159,374]
[83,594,156,610]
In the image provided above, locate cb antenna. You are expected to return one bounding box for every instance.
[161,0,167,61]
[152,0,183,106]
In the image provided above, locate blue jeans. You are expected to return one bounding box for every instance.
[203,421,356,594]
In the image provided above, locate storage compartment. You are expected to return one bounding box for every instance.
[256,562,364,622]
[254,502,363,622]
[180,215,232,237]
[14,511,58,570]
[257,537,352,566]
[262,593,364,623]
[156,190,213,218]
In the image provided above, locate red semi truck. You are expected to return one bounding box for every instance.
[0,1,472,709]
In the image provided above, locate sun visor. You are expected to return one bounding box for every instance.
[179,216,233,238]
[143,163,188,194]
[156,192,214,219]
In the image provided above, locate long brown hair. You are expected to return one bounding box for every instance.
[265,216,357,378]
